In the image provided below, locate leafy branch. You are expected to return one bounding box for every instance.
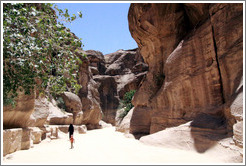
[3,3,84,106]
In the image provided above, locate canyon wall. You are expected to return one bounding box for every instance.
[85,49,148,125]
[128,2,243,154]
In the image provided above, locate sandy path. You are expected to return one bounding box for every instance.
[3,127,224,164]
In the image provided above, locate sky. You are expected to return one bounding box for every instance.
[54,3,138,55]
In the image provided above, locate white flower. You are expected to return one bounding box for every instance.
[57,24,62,28]
[31,11,36,16]
[31,28,37,33]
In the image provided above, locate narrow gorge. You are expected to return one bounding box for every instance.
[2,3,243,163]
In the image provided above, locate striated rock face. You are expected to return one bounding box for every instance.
[3,90,35,129]
[77,50,103,127]
[94,75,119,125]
[128,3,243,161]
[86,49,148,125]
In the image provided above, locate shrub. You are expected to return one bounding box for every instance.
[119,90,136,119]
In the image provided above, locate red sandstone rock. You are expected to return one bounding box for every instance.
[128,3,243,161]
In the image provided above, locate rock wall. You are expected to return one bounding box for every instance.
[85,49,148,125]
[77,50,103,127]
[3,90,35,128]
[128,2,243,158]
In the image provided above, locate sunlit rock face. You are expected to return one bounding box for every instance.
[77,49,103,127]
[128,3,243,160]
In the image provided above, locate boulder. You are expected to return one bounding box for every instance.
[47,101,74,125]
[61,92,83,124]
[3,129,22,156]
[61,92,83,114]
[116,108,134,133]
[77,125,87,134]
[21,128,31,150]
[30,127,42,144]
[31,97,50,127]
[45,125,59,139]
[140,121,242,163]
[99,120,113,128]
[58,125,69,134]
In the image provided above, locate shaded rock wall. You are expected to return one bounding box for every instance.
[128,2,243,154]
[85,49,148,125]
[3,90,35,128]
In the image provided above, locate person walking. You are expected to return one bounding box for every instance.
[68,124,74,139]
[68,124,75,149]
[70,135,74,149]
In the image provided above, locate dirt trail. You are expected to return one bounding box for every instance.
[2,127,224,164]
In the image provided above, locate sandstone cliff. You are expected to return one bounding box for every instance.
[85,49,148,125]
[128,3,243,162]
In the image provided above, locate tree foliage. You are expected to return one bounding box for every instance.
[119,90,136,119]
[3,3,83,106]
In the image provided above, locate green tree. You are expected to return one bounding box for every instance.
[3,3,83,106]
[119,90,136,119]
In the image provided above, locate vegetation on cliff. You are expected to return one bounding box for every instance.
[3,3,83,106]
[119,89,136,118]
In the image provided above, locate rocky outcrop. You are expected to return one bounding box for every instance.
[86,50,106,75]
[128,3,243,162]
[77,50,103,128]
[115,108,134,133]
[140,122,243,163]
[30,97,50,127]
[85,49,148,125]
[61,92,83,125]
[47,101,73,125]
[3,90,35,129]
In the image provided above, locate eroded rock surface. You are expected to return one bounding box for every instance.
[86,49,148,125]
[128,3,243,162]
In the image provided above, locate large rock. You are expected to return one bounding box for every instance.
[47,101,73,125]
[140,122,243,163]
[61,92,83,125]
[104,49,148,76]
[128,3,243,160]
[30,127,42,144]
[85,50,106,75]
[77,125,87,134]
[21,128,31,150]
[116,107,134,133]
[61,92,83,113]
[3,90,35,128]
[3,129,22,156]
[30,97,50,127]
[77,50,103,127]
